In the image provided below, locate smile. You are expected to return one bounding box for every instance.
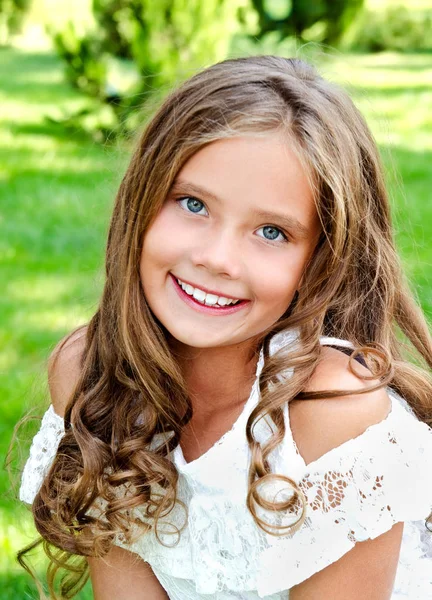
[170,274,249,315]
[176,277,241,306]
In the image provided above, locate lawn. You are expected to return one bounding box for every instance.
[1,45,431,598]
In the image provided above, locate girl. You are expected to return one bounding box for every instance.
[18,55,432,599]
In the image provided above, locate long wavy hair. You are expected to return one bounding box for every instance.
[16,55,432,598]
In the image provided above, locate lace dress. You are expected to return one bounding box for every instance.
[19,332,432,599]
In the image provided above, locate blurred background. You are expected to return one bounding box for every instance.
[1,0,432,597]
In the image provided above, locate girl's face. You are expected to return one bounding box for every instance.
[140,133,320,351]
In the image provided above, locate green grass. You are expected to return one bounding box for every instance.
[325,52,432,309]
[1,44,431,597]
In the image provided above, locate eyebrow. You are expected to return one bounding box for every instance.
[171,179,311,240]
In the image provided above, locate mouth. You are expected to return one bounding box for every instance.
[170,273,250,316]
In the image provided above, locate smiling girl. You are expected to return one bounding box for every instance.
[18,56,432,599]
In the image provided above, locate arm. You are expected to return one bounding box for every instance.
[87,546,169,600]
[48,329,169,600]
[289,347,404,600]
[289,523,403,600]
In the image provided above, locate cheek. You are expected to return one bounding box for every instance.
[141,208,185,271]
[253,251,306,308]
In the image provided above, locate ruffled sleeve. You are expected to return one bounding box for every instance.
[256,389,432,597]
[19,405,65,505]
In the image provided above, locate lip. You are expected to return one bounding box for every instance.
[170,273,250,316]
[171,274,246,301]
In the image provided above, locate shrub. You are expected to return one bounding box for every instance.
[252,0,364,46]
[346,4,432,52]
[51,22,108,97]
[49,0,258,140]
[0,0,31,45]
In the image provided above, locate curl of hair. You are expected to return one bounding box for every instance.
[15,56,432,598]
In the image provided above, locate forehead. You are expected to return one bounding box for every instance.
[175,134,319,237]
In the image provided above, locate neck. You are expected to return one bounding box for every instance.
[169,337,262,419]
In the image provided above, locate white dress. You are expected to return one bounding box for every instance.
[20,331,432,599]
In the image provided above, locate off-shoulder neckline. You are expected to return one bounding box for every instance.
[44,332,417,478]
[293,391,400,473]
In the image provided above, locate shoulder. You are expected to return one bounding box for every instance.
[289,345,392,466]
[48,325,88,418]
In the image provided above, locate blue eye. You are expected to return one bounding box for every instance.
[175,195,289,244]
[257,226,288,244]
[176,196,208,215]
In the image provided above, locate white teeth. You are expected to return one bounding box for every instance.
[176,278,241,307]
[204,294,219,306]
[217,297,229,306]
[192,288,206,303]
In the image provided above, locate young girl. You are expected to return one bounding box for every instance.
[18,55,432,599]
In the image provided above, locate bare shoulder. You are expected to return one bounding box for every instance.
[48,325,88,418]
[289,346,392,466]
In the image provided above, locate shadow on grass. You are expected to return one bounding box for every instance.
[8,121,97,144]
[0,49,75,103]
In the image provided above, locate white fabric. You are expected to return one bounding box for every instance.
[19,331,432,599]
[19,404,66,505]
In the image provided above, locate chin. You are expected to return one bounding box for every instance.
[163,323,229,349]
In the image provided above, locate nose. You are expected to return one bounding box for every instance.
[191,227,243,279]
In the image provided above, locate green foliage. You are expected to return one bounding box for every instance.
[0,0,31,45]
[90,0,259,70]
[251,0,364,45]
[92,0,141,58]
[51,21,108,97]
[128,0,256,88]
[346,4,432,52]
[49,0,258,140]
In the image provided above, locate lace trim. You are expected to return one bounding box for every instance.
[19,405,65,504]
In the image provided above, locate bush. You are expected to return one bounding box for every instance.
[347,5,432,52]
[49,0,258,141]
[92,0,137,59]
[252,0,364,46]
[51,22,108,97]
[0,0,31,45]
